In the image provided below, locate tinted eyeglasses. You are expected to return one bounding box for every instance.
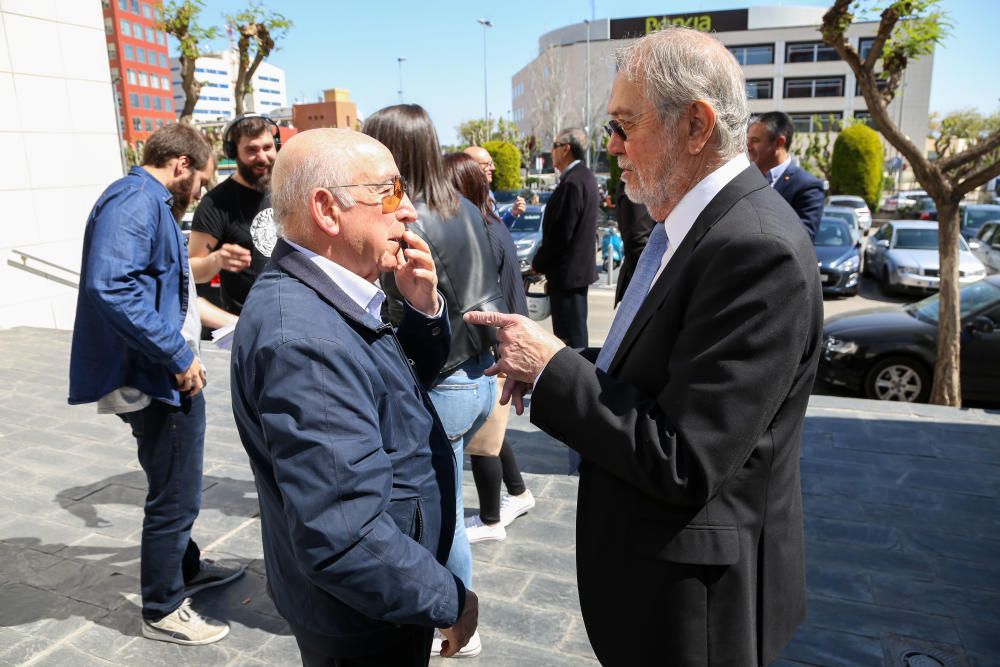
[603,110,650,141]
[326,175,407,213]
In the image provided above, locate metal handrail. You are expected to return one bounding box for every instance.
[7,249,80,289]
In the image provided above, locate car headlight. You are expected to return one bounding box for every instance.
[514,239,535,250]
[895,265,919,274]
[824,335,858,356]
[835,255,860,271]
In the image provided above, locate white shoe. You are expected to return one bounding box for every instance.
[432,628,482,658]
[141,598,230,645]
[464,516,506,544]
[499,490,535,527]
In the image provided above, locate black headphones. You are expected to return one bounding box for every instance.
[222,113,281,159]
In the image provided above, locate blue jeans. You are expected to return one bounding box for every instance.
[429,353,496,589]
[121,393,205,620]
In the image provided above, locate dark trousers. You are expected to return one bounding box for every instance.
[470,439,527,525]
[121,393,205,621]
[292,623,433,667]
[549,284,589,348]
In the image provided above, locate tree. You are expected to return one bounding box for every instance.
[162,0,219,124]
[226,3,292,117]
[530,45,571,148]
[822,0,1000,406]
[795,114,850,184]
[457,118,493,147]
[482,141,522,191]
[830,123,885,211]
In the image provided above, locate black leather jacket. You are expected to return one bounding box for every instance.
[383,196,506,385]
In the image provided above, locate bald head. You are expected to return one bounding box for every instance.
[272,129,394,241]
[616,26,749,159]
[463,145,495,183]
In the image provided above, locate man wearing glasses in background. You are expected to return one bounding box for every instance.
[463,145,526,223]
[231,129,478,666]
[531,128,599,350]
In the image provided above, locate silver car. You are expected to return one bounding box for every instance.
[508,205,545,274]
[864,220,987,294]
[823,205,865,236]
[969,222,1000,274]
[826,195,872,231]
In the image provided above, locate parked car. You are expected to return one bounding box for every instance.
[960,204,1000,241]
[880,189,926,213]
[814,217,862,297]
[912,196,937,221]
[823,206,865,236]
[818,275,1000,403]
[969,221,1000,274]
[863,220,987,295]
[509,205,545,273]
[826,195,872,231]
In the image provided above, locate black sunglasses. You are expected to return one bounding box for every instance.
[603,110,650,141]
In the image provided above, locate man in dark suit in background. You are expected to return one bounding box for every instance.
[532,128,598,348]
[468,26,822,665]
[612,177,657,306]
[748,111,825,240]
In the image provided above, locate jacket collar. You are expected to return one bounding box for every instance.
[272,238,387,333]
[772,162,798,195]
[130,166,173,205]
[607,165,769,374]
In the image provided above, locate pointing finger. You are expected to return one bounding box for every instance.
[464,311,517,328]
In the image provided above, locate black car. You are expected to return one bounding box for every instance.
[814,217,861,297]
[819,276,1000,403]
[960,204,1000,241]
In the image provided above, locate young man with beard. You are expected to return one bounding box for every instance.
[189,115,279,314]
[69,123,246,645]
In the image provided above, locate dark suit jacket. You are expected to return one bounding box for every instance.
[532,162,599,290]
[613,179,657,305]
[230,239,465,655]
[531,166,822,666]
[773,162,824,240]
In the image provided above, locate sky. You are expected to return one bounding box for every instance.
[189,0,999,144]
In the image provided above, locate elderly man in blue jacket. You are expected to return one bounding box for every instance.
[230,128,478,666]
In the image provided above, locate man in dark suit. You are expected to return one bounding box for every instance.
[747,111,825,240]
[532,128,599,348]
[468,27,822,666]
[231,129,478,665]
[612,178,657,305]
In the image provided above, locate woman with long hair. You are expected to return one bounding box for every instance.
[364,105,505,659]
[443,153,535,544]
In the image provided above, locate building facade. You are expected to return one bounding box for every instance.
[512,6,933,154]
[102,0,174,144]
[170,50,287,122]
[292,88,359,131]
[1,1,124,329]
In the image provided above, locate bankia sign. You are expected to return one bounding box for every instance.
[609,9,749,39]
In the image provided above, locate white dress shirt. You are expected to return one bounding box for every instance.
[285,239,386,320]
[767,156,792,188]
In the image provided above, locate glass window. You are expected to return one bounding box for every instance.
[145,118,153,131]
[119,19,130,36]
[159,53,168,68]
[107,43,117,60]
[142,3,152,19]
[855,78,888,96]
[785,41,840,63]
[859,37,876,61]
[157,31,166,46]
[789,113,843,133]
[162,75,170,89]
[155,8,162,21]
[746,79,772,100]
[130,0,139,14]
[104,17,114,35]
[728,44,774,66]
[134,22,143,37]
[133,117,141,131]
[145,27,155,42]
[123,44,133,60]
[165,97,173,112]
[784,77,844,98]
[854,111,876,128]
[153,97,162,111]
[127,70,137,85]
[136,48,146,64]
[142,94,150,109]
[156,119,164,129]
[129,92,139,107]
[139,72,149,87]
[118,0,127,9]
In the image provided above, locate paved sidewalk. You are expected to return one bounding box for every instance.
[1,326,998,666]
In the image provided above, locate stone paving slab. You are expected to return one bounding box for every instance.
[0,327,998,666]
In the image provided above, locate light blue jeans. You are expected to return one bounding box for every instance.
[429,352,496,589]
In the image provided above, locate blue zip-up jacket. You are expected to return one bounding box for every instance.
[230,239,465,652]
[69,167,194,407]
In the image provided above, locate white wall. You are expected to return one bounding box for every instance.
[0,0,124,329]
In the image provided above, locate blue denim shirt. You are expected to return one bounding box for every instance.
[69,167,194,407]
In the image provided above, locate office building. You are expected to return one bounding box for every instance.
[170,49,287,121]
[292,89,359,131]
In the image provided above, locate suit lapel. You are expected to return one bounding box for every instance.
[773,163,796,196]
[607,165,769,374]
[271,239,384,332]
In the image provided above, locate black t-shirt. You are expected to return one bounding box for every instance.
[192,177,269,313]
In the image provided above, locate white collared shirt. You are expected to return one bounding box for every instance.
[767,156,792,188]
[650,153,751,285]
[284,239,385,321]
[559,160,582,179]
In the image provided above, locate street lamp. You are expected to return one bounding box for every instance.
[584,19,591,168]
[397,57,406,104]
[477,18,493,141]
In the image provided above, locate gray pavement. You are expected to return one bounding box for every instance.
[1,318,999,666]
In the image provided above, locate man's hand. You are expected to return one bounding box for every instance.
[214,243,252,273]
[511,196,527,218]
[439,590,478,658]
[174,357,206,397]
[463,312,564,413]
[393,230,440,317]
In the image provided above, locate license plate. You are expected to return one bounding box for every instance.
[820,274,830,283]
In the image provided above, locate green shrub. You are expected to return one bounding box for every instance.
[830,124,884,211]
[483,140,522,191]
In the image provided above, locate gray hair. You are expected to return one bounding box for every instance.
[271,145,356,239]
[616,27,749,159]
[555,127,588,161]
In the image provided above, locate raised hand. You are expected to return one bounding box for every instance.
[391,230,440,317]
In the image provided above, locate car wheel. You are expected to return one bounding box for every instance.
[864,356,931,403]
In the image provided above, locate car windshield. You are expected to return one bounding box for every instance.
[824,210,854,225]
[893,228,970,250]
[907,279,1000,324]
[510,212,542,232]
[965,208,1000,229]
[815,220,853,246]
[831,197,864,208]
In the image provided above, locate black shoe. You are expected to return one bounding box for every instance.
[184,559,246,597]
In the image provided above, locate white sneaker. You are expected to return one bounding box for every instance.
[499,490,535,527]
[431,628,482,658]
[142,598,230,645]
[464,515,506,544]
